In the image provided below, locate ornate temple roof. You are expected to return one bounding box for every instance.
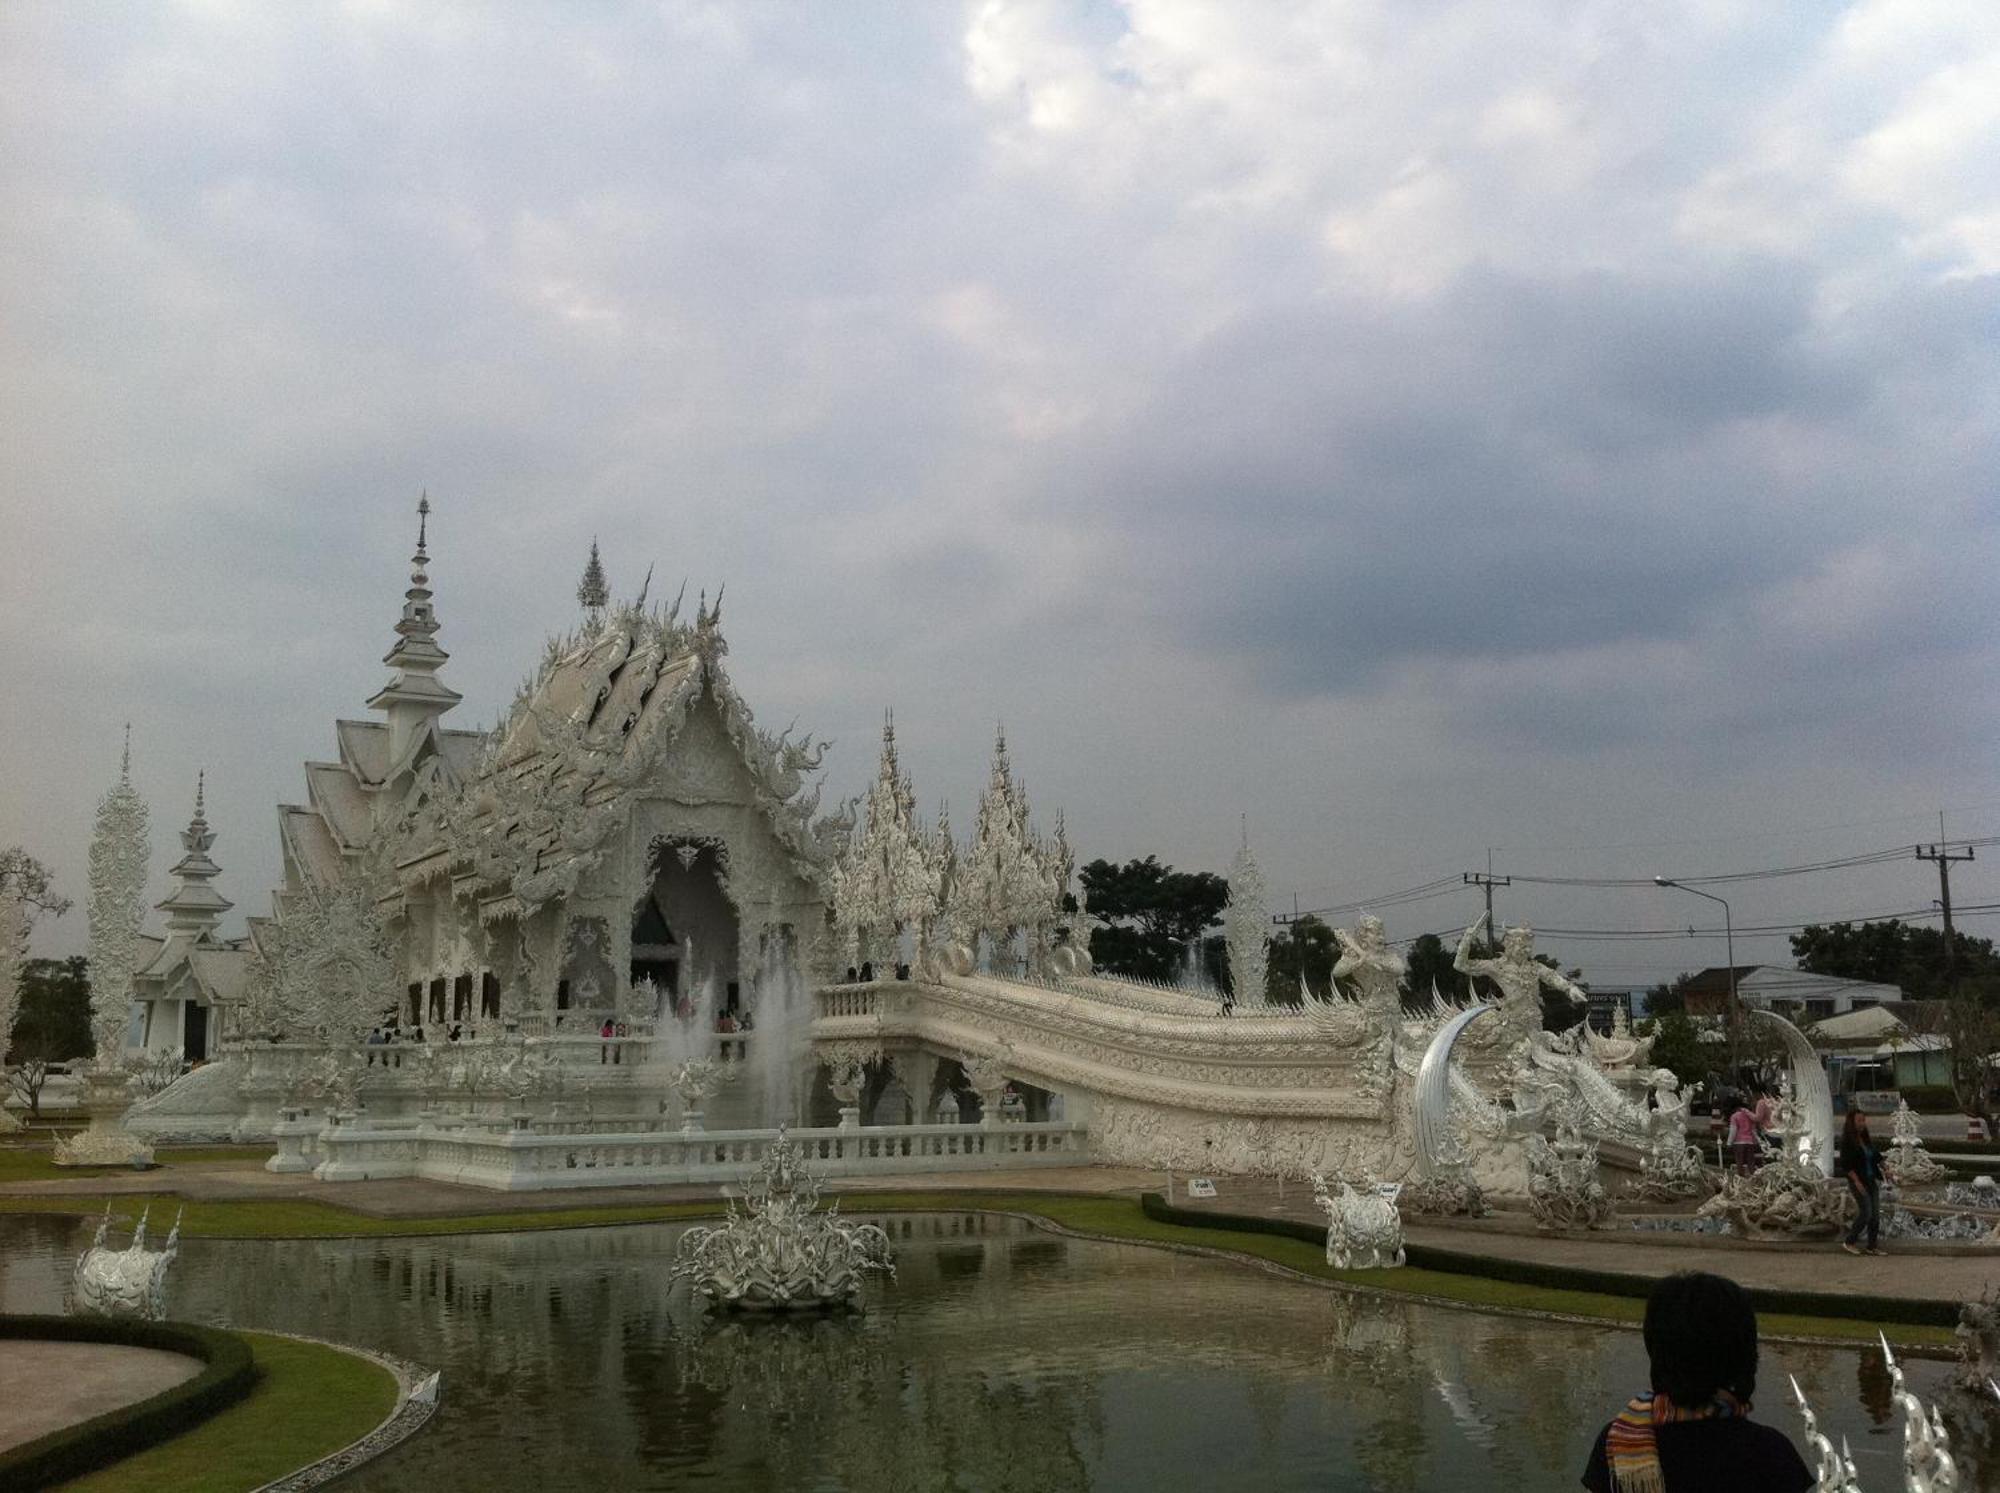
[411,588,842,914]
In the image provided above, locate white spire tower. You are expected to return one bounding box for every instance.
[1223,821,1269,1007]
[366,494,462,766]
[86,726,151,1065]
[156,773,231,942]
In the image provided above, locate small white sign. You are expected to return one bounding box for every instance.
[1375,1183,1403,1203]
[1187,1177,1218,1199]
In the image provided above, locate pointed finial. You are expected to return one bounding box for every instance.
[710,583,723,625]
[121,723,132,780]
[416,491,431,554]
[194,769,205,818]
[577,537,610,614]
[636,562,654,611]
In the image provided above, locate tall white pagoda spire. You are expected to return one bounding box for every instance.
[366,494,462,763]
[1223,820,1269,1007]
[156,772,232,942]
[86,726,151,1062]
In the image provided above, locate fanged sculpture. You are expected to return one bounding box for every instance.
[71,1204,182,1321]
[671,1129,895,1311]
[1792,1336,1966,1491]
[1311,1172,1406,1270]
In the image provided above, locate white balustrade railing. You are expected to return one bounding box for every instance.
[309,1118,1089,1191]
[816,986,880,1021]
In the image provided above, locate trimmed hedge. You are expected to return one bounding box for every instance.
[1897,1086,1958,1114]
[0,1315,260,1491]
[1138,1194,1957,1330]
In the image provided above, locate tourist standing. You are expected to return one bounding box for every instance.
[1840,1110,1884,1257]
[1752,1088,1777,1150]
[1580,1271,1811,1491]
[1726,1097,1759,1173]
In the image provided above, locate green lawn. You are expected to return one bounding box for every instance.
[0,1186,1957,1352]
[56,1330,399,1493]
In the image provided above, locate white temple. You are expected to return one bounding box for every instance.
[101,499,1825,1202]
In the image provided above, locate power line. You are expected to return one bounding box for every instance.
[1383,902,2000,950]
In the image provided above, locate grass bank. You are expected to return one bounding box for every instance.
[55,1331,399,1493]
[0,1187,1957,1351]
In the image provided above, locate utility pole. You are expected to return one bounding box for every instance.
[1916,837,1975,996]
[1463,859,1511,942]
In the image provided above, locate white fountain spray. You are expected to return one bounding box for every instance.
[750,928,809,1126]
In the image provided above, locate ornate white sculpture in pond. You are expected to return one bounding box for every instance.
[1795,1339,1977,1493]
[1957,1288,2000,1394]
[1885,1335,1961,1492]
[1525,1118,1613,1230]
[1312,1172,1405,1269]
[1887,1099,1949,1186]
[1793,1375,1862,1493]
[71,1205,182,1321]
[671,1130,895,1311]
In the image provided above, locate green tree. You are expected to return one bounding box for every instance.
[1790,919,2000,1002]
[1265,915,1337,1004]
[1643,973,1694,1016]
[1078,856,1229,984]
[1638,1012,1709,1089]
[7,956,93,1063]
[1403,933,1460,1008]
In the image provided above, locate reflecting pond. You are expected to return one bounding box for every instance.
[0,1212,1985,1491]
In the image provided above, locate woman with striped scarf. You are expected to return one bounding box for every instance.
[1581,1272,1811,1492]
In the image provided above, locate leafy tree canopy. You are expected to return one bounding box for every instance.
[1637,1012,1710,1089]
[1266,915,1336,1005]
[1790,919,2000,1003]
[8,955,93,1064]
[1078,856,1229,984]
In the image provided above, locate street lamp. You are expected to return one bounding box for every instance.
[1655,877,1739,1076]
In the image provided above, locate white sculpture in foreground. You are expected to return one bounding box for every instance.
[1794,1337,1967,1492]
[71,1204,182,1320]
[1312,1172,1405,1269]
[671,1129,895,1311]
[1525,1118,1614,1231]
[1886,1099,1949,1186]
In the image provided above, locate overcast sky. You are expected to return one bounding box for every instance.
[3,1,1996,986]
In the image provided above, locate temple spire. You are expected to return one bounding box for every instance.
[157,773,232,941]
[577,538,610,618]
[367,495,463,765]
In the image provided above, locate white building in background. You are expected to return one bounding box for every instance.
[1681,964,1902,1022]
[126,775,250,1060]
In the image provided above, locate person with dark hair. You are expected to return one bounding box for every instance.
[1582,1271,1811,1492]
[1839,1109,1884,1256]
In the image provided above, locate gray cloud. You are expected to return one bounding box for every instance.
[3,2,1996,985]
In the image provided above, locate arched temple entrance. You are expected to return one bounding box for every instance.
[631,836,740,1019]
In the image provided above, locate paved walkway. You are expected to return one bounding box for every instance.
[1165,1175,2000,1305]
[0,1340,201,1452]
